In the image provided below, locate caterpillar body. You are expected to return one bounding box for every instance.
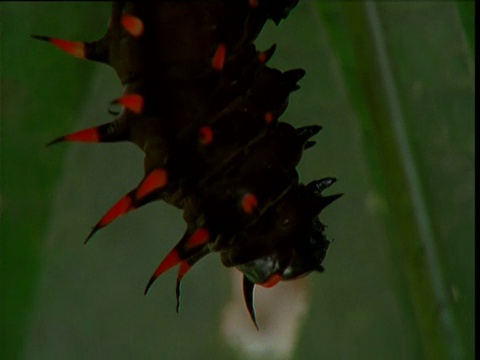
[35,1,341,329]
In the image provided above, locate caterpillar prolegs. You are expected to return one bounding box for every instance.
[35,1,341,329]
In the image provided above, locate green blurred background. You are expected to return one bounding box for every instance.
[1,2,474,359]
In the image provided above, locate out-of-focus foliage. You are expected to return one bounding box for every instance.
[1,2,473,359]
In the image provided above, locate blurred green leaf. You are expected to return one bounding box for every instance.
[316,2,474,358]
[0,3,111,359]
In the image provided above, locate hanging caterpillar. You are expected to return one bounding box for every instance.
[34,1,341,329]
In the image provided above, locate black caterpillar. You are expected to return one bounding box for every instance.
[35,1,341,329]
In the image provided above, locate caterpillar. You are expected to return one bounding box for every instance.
[34,1,341,329]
